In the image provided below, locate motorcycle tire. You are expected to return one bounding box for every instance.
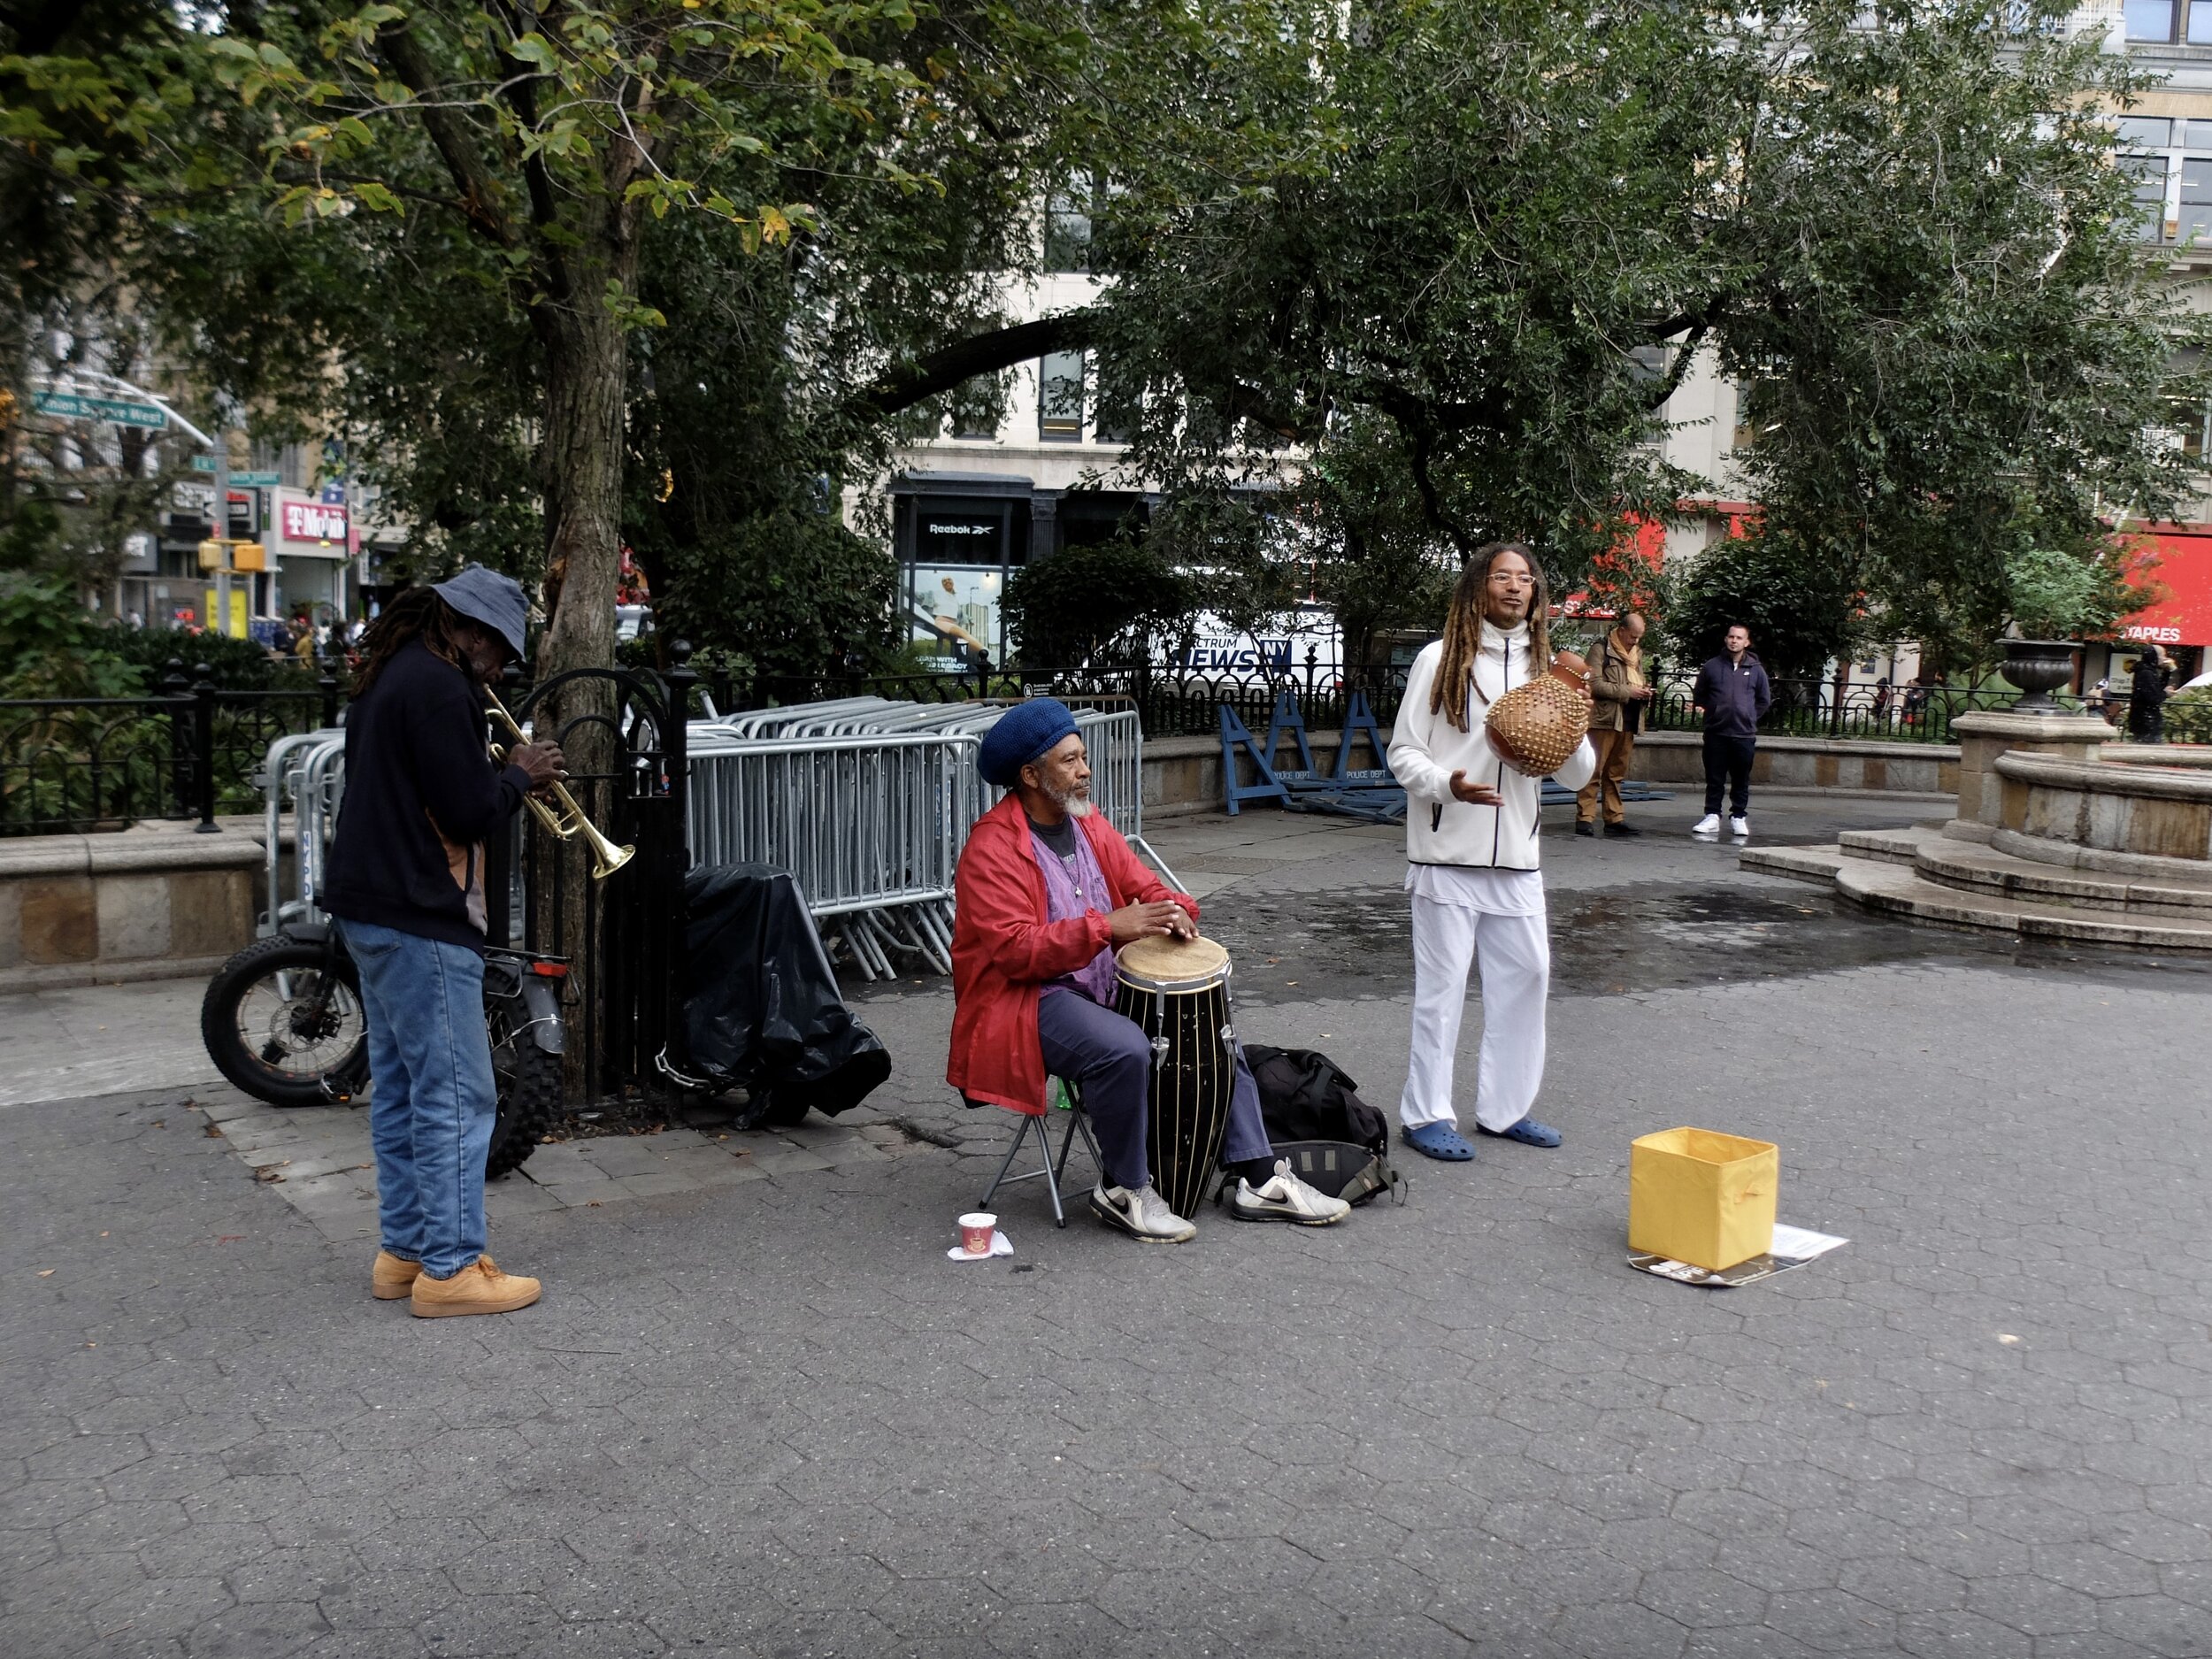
[201,935,370,1109]
[484,995,559,1180]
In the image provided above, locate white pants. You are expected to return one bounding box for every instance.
[1399,896,1550,1133]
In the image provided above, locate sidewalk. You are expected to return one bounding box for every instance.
[4,794,2210,1659]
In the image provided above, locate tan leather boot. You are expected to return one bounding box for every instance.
[372,1250,422,1301]
[410,1255,542,1318]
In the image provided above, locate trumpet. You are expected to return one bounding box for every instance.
[484,688,635,880]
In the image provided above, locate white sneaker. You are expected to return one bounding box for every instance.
[1228,1160,1352,1227]
[1692,814,1721,836]
[1729,816,1749,838]
[1090,1182,1197,1243]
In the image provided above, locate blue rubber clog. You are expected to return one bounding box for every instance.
[1479,1116,1563,1148]
[1402,1122,1477,1162]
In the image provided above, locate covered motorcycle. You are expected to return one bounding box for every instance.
[678,864,892,1125]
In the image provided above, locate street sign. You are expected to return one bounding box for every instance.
[32,390,169,430]
[187,457,280,486]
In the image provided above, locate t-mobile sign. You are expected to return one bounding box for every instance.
[281,500,349,541]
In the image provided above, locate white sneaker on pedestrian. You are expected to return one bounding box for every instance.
[1692,814,1721,836]
[1090,1182,1197,1243]
[1227,1160,1351,1227]
[1729,816,1749,838]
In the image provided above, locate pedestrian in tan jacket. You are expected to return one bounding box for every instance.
[1576,612,1655,837]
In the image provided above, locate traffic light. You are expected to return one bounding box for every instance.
[196,538,264,572]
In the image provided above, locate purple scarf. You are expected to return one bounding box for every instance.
[1032,820,1119,1004]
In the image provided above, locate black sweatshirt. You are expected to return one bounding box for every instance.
[322,639,534,951]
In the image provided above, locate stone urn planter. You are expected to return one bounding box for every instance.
[1999,639,2080,712]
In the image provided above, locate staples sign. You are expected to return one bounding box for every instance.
[281,500,349,542]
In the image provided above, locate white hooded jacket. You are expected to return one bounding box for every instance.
[1389,623,1596,872]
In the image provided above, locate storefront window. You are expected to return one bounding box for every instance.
[908,501,1020,662]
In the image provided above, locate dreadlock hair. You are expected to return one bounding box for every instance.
[1430,541,1551,733]
[353,586,465,699]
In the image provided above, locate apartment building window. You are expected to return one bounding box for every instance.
[2127,0,2179,40]
[1094,362,1138,445]
[2181,158,2212,244]
[950,371,1008,441]
[1044,188,1094,273]
[2165,397,2210,460]
[1039,351,1086,442]
[2125,153,2174,242]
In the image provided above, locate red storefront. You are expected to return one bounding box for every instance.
[2122,530,2212,651]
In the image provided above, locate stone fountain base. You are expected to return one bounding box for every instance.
[1743,712,2212,950]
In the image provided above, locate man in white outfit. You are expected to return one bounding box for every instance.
[1386,543,1595,1162]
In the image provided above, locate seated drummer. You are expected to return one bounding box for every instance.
[948,699,1349,1242]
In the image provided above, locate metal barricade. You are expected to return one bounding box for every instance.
[681,696,1158,979]
[257,729,346,932]
[686,731,979,980]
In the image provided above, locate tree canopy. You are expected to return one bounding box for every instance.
[4,0,2204,684]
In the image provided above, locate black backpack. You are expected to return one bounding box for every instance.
[1239,1045,1404,1206]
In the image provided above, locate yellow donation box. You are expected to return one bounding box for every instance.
[1628,1128,1778,1271]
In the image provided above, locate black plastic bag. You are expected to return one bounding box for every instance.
[680,864,891,1123]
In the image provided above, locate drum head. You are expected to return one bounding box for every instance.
[1116,933,1230,987]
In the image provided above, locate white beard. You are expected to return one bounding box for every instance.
[1046,780,1094,818]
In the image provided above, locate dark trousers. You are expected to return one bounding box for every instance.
[1036,986,1272,1192]
[1702,732,1755,818]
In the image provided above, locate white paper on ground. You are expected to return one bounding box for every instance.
[1770,1223,1849,1261]
[1627,1220,1849,1287]
[946,1231,1014,1261]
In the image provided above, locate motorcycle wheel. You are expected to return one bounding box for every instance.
[484,994,560,1180]
[201,935,369,1109]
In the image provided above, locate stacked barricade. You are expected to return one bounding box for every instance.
[257,729,347,932]
[252,698,1152,981]
[686,701,1151,979]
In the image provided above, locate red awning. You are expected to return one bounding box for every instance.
[2123,533,2212,648]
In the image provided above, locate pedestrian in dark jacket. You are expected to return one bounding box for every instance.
[322,567,565,1319]
[2129,648,2172,743]
[1691,624,1771,839]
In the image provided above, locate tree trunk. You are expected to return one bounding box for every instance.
[534,250,632,1102]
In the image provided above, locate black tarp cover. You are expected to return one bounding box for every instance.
[680,864,891,1118]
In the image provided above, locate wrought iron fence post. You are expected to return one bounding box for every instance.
[159,658,191,818]
[973,650,992,702]
[319,660,341,731]
[191,665,219,833]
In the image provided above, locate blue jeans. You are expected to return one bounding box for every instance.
[337,919,496,1279]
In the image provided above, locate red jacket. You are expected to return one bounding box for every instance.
[947,795,1199,1115]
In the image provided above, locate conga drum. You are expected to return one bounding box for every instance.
[1113,934,1237,1218]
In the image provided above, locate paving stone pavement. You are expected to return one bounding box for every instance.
[4,792,2209,1659]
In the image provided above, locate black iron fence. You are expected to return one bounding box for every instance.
[1640,671,2014,745]
[0,660,345,835]
[713,662,1413,741]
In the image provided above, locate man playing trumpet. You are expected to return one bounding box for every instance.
[322,567,565,1317]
